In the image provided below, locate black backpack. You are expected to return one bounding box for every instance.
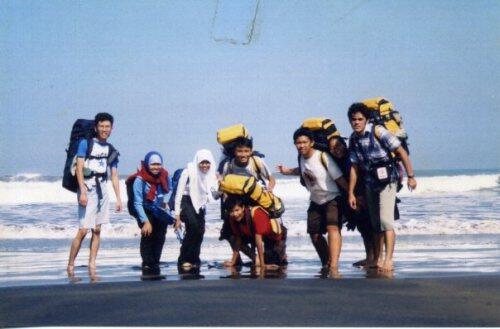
[62,119,95,192]
[167,168,185,211]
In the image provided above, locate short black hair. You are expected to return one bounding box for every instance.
[329,136,348,148]
[234,137,253,150]
[293,127,314,143]
[347,103,369,120]
[95,112,114,126]
[225,196,246,210]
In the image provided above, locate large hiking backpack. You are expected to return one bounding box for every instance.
[220,174,285,218]
[301,118,341,152]
[125,175,140,220]
[217,124,250,159]
[362,97,409,154]
[167,168,185,211]
[216,123,267,184]
[62,119,95,192]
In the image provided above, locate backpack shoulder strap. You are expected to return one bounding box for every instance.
[227,158,234,174]
[106,142,120,166]
[85,138,94,159]
[217,157,229,175]
[250,206,268,218]
[251,156,263,176]
[373,125,385,140]
[320,151,329,171]
[297,154,306,186]
[251,156,267,185]
[372,125,396,160]
[244,207,256,240]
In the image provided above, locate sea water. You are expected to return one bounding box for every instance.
[0,170,499,286]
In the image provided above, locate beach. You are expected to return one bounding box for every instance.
[1,276,499,327]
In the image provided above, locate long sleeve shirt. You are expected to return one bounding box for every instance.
[133,177,166,223]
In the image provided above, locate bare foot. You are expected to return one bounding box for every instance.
[366,259,378,269]
[352,259,367,268]
[181,262,193,269]
[379,259,394,272]
[67,264,75,277]
[329,267,341,279]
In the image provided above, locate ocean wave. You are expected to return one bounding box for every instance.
[1,216,499,239]
[0,174,498,205]
[0,213,500,239]
[0,173,60,183]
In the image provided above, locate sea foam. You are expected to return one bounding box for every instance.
[0,173,498,205]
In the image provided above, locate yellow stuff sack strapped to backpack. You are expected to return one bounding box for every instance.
[361,97,407,140]
[302,117,341,141]
[220,174,285,218]
[217,124,249,145]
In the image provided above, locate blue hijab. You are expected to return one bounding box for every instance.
[144,151,163,176]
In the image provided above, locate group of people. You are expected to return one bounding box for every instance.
[66,103,417,279]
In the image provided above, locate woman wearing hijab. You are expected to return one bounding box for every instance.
[128,151,171,276]
[174,149,219,269]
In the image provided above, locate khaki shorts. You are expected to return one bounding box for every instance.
[365,182,397,233]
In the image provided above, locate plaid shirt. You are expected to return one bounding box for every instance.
[349,124,401,187]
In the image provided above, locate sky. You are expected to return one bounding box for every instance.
[1,0,499,176]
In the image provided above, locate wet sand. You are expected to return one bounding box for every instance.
[1,275,499,327]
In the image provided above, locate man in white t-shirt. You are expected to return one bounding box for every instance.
[277,128,347,271]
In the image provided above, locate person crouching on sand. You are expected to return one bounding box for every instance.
[223,196,288,275]
[128,151,172,276]
[174,149,219,270]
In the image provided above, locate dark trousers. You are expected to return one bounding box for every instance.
[139,210,167,273]
[178,196,205,266]
[264,226,288,266]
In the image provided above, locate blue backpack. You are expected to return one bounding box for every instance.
[167,168,186,211]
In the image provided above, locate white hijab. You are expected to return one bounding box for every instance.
[187,149,218,213]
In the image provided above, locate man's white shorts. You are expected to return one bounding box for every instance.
[77,185,110,229]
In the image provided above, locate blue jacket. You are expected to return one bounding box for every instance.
[133,177,166,223]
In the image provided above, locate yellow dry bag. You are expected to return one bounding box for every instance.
[220,174,285,218]
[217,124,249,146]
